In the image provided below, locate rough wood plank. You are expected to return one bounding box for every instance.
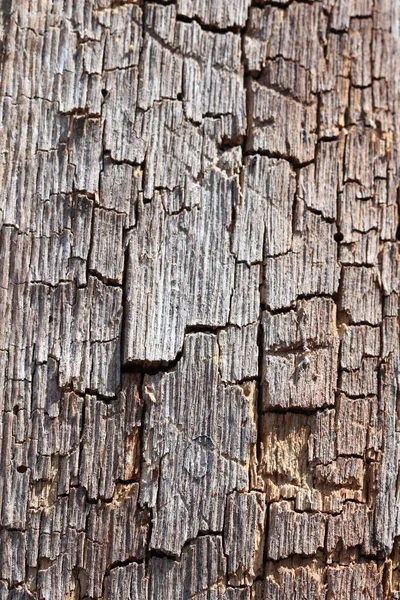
[1,0,400,597]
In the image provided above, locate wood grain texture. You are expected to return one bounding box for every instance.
[1,0,400,598]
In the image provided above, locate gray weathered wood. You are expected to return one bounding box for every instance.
[1,0,400,598]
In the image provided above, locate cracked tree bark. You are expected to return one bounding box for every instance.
[1,0,400,598]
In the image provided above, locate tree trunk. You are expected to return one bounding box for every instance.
[1,0,400,598]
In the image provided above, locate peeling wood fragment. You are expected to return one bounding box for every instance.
[224,491,266,586]
[267,501,326,560]
[139,333,256,555]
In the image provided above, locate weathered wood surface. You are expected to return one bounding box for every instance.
[0,0,400,598]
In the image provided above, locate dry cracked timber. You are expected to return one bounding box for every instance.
[1,0,400,598]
